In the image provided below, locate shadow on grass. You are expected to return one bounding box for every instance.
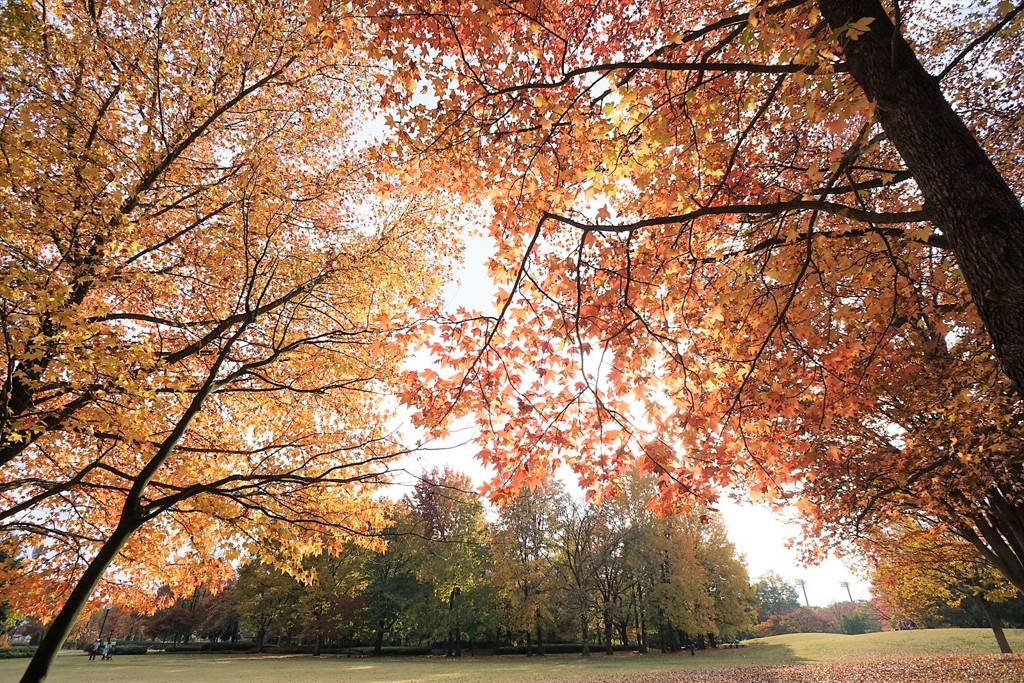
[678,642,807,668]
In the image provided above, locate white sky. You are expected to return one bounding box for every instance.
[411,233,872,608]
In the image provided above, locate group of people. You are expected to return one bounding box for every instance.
[88,637,113,661]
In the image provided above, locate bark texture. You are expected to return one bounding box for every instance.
[818,0,1024,397]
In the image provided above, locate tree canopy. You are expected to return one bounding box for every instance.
[334,0,1024,592]
[5,0,1024,679]
[1,1,456,679]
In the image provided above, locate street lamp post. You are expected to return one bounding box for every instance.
[840,581,854,603]
[98,605,112,639]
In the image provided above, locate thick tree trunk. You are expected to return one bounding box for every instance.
[635,584,647,653]
[580,613,591,657]
[446,586,461,657]
[818,0,1024,600]
[817,0,1024,397]
[19,519,139,683]
[373,620,385,656]
[603,601,614,655]
[617,619,629,648]
[977,596,1013,654]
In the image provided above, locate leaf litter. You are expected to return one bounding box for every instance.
[600,655,1024,683]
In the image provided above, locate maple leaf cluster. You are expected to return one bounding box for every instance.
[343,0,1024,595]
[0,0,459,637]
[5,0,1024,678]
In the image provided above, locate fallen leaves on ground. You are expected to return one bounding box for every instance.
[606,655,1024,683]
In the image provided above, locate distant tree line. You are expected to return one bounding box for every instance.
[11,468,1023,656]
[101,469,755,655]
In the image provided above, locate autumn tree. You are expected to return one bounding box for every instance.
[788,275,1024,593]
[403,468,492,656]
[753,572,802,624]
[591,469,753,651]
[640,505,752,649]
[335,0,1024,595]
[592,510,633,655]
[545,479,753,655]
[194,586,241,644]
[600,467,667,653]
[296,550,369,656]
[143,585,212,645]
[554,499,611,657]
[751,605,835,637]
[143,603,200,647]
[0,540,25,647]
[868,520,1019,653]
[489,477,567,654]
[697,515,755,641]
[233,561,303,652]
[1,1,455,680]
[360,509,433,655]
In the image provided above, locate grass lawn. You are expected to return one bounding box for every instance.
[2,629,1022,683]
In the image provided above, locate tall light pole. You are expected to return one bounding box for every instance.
[840,581,854,603]
[98,605,112,639]
[795,579,809,607]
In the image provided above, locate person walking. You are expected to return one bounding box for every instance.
[88,639,101,661]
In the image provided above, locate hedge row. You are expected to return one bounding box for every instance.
[78,644,150,655]
[150,642,431,656]
[347,646,432,657]
[8,641,641,659]
[495,643,637,655]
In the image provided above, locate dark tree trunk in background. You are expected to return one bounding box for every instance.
[373,620,385,656]
[617,618,629,648]
[635,584,648,653]
[603,601,614,654]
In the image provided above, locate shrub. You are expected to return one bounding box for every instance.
[495,643,635,655]
[153,643,204,653]
[199,642,255,652]
[349,646,432,656]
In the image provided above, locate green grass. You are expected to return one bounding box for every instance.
[2,629,1021,683]
[748,627,1024,662]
